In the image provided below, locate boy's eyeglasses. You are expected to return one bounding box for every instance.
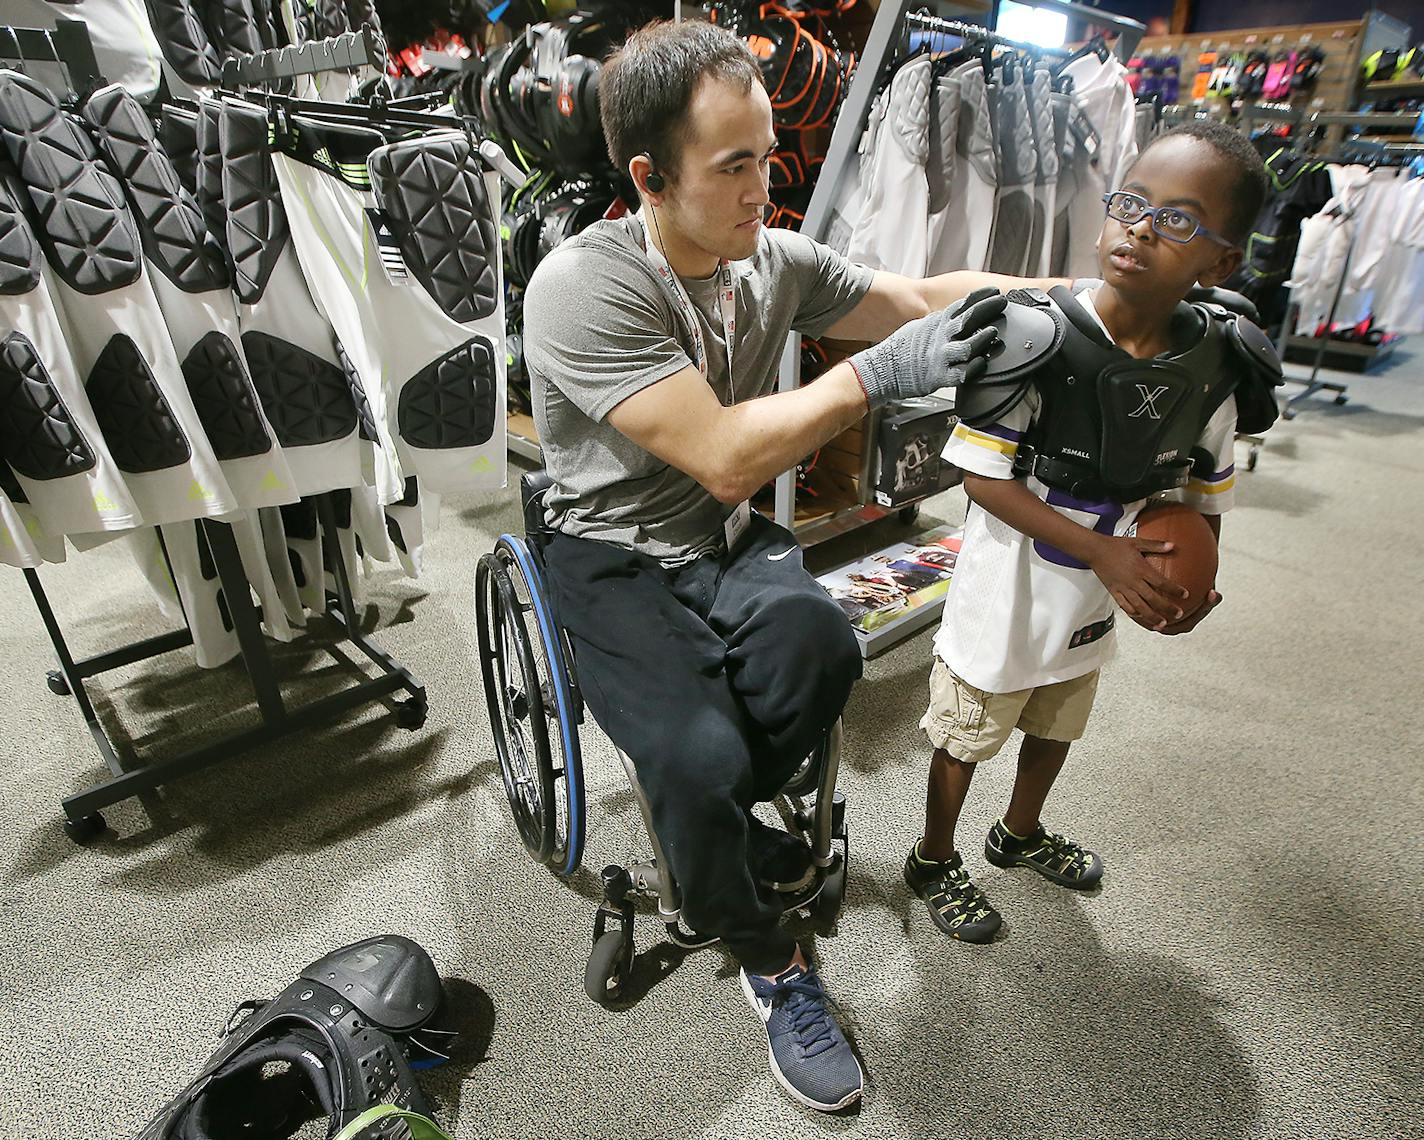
[1101,191,1236,248]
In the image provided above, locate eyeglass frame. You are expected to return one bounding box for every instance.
[1101,191,1237,249]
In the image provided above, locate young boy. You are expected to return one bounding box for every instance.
[904,121,1271,941]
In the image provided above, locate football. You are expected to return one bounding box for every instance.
[1134,502,1218,622]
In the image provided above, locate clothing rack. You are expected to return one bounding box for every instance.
[1242,110,1424,415]
[3,20,430,843]
[217,26,384,87]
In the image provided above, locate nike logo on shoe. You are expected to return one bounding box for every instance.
[767,548,796,561]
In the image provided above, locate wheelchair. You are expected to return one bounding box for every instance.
[474,470,850,1005]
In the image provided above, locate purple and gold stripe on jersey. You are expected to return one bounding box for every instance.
[950,421,1022,457]
[1187,463,1236,496]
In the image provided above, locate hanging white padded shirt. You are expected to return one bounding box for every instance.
[929,60,998,274]
[1026,65,1059,276]
[847,55,932,276]
[81,84,301,513]
[0,482,65,567]
[0,70,239,527]
[270,120,507,502]
[0,176,141,539]
[987,61,1037,276]
[1061,53,1139,278]
[217,97,364,499]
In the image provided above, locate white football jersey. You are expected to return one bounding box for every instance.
[934,291,1237,693]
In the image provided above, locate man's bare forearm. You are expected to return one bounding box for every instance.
[710,362,869,503]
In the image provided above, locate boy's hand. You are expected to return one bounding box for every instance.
[1157,589,1222,635]
[1087,534,1190,631]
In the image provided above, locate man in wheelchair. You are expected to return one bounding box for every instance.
[522,19,1048,1112]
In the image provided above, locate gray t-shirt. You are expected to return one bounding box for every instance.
[524,215,873,564]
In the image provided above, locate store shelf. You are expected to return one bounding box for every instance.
[1362,79,1424,98]
[508,411,541,463]
[1284,334,1401,372]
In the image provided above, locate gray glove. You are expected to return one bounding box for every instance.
[850,288,1006,407]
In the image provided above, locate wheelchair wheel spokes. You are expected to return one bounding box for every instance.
[475,552,556,862]
[492,537,586,879]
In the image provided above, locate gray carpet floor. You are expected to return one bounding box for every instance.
[1,354,1421,1139]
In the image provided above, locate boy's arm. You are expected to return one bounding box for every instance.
[963,473,1189,630]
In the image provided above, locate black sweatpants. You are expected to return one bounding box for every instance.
[543,514,862,974]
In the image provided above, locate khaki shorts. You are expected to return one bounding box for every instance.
[919,659,1099,764]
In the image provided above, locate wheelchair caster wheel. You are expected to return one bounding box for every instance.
[585,929,633,1006]
[46,670,71,697]
[1334,394,1349,406]
[394,699,426,731]
[897,504,921,527]
[64,813,105,845]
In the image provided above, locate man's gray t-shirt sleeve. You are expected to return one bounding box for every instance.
[523,245,692,423]
[769,228,875,338]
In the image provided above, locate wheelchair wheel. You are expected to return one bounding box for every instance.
[475,536,586,875]
[782,729,832,798]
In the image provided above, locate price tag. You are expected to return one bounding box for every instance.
[1301,33,1313,42]
[1271,33,1285,44]
[1245,35,1258,44]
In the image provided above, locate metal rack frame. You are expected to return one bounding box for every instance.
[29,499,428,843]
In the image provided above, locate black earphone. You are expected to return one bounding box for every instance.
[641,151,665,194]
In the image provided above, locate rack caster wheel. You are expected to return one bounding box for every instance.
[1334,394,1349,406]
[394,699,427,730]
[64,813,105,845]
[46,670,70,697]
[1247,447,1259,472]
[584,929,633,1006]
[897,504,921,526]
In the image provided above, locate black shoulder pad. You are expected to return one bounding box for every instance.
[1224,315,1283,435]
[1225,315,1284,385]
[979,298,1064,383]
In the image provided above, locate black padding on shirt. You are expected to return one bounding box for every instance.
[242,331,358,447]
[0,332,96,480]
[0,178,40,295]
[206,0,265,58]
[0,71,142,295]
[143,0,222,87]
[159,106,201,197]
[300,0,350,43]
[82,87,230,294]
[193,103,229,265]
[336,340,378,442]
[398,336,498,449]
[369,137,500,323]
[86,335,191,473]
[221,100,287,304]
[0,461,25,502]
[182,331,271,460]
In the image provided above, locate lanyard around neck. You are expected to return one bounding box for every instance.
[637,211,738,403]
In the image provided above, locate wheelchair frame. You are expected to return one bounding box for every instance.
[474,472,850,1005]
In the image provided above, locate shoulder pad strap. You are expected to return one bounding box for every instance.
[1047,284,1113,347]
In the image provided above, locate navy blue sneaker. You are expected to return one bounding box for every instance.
[740,962,863,1111]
